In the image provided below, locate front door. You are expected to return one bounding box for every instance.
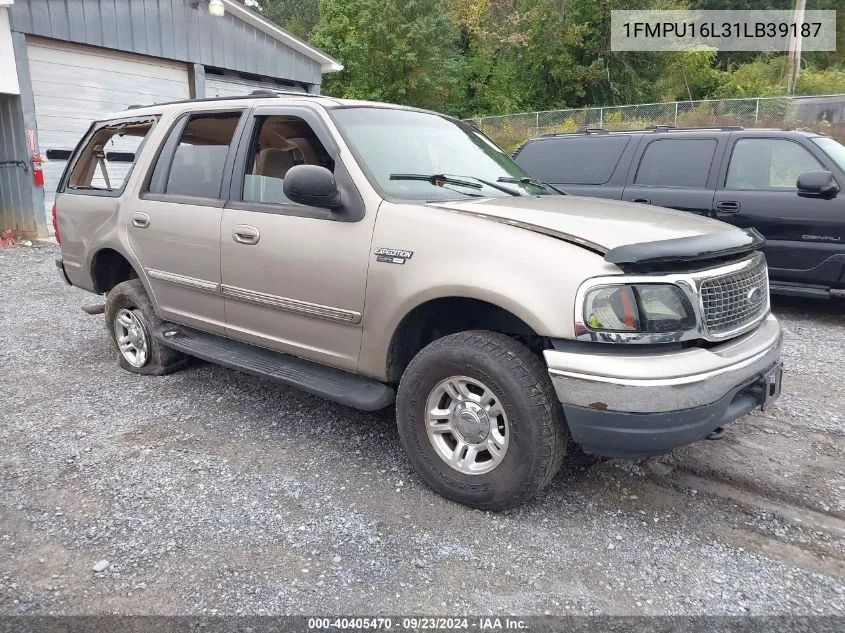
[219,106,376,372]
[713,136,845,287]
[128,109,246,334]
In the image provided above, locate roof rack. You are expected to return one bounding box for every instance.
[578,127,610,134]
[541,127,609,137]
[120,89,326,112]
[646,124,745,132]
[541,124,748,138]
[249,88,325,99]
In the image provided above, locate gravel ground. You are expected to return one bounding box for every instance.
[1,243,844,616]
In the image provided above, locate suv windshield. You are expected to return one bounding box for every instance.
[812,136,845,173]
[331,107,552,200]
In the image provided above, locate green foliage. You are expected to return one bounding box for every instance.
[254,0,845,118]
[311,0,464,113]
[254,0,319,38]
[657,50,725,101]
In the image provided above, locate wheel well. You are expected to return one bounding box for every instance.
[90,249,138,294]
[385,297,546,384]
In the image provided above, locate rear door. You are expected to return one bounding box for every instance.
[622,135,722,216]
[713,135,845,287]
[129,108,247,334]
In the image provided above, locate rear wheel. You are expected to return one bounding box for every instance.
[104,279,187,375]
[396,330,567,509]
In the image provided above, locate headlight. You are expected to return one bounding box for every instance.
[583,284,696,333]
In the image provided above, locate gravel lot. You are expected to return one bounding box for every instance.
[1,243,844,616]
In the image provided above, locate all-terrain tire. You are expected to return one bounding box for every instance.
[104,279,187,376]
[396,330,567,510]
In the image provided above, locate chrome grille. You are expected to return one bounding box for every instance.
[700,259,769,335]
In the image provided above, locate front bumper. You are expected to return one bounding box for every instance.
[544,314,783,457]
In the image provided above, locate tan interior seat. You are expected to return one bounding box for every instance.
[288,137,320,165]
[255,148,297,179]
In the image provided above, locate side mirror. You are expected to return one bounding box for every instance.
[797,170,839,199]
[283,165,342,209]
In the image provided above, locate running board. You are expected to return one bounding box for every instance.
[152,324,395,411]
[769,282,832,299]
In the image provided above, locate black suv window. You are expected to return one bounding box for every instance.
[725,138,822,190]
[149,112,241,199]
[515,136,630,185]
[634,138,717,188]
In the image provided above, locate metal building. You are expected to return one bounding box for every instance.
[0,0,341,238]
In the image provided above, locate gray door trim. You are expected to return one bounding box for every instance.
[221,284,362,324]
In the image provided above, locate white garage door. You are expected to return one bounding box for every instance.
[27,37,190,215]
[205,72,304,98]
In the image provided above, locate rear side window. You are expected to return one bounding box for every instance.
[634,139,717,188]
[148,112,241,199]
[66,118,156,194]
[515,136,630,185]
[725,138,823,189]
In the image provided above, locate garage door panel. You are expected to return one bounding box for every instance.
[30,73,186,104]
[31,83,181,110]
[27,37,189,217]
[27,40,187,80]
[28,66,188,95]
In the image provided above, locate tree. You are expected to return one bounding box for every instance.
[253,0,320,39]
[312,0,465,113]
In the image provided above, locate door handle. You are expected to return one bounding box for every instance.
[232,225,260,245]
[132,212,150,229]
[631,198,651,204]
[716,201,741,214]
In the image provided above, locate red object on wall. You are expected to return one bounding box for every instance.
[31,154,45,187]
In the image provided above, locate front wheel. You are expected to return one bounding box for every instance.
[396,331,567,510]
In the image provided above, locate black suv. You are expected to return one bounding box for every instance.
[513,127,845,298]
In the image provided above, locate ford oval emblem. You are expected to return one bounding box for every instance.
[747,286,763,305]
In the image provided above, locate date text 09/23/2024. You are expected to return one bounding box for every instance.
[307,617,528,630]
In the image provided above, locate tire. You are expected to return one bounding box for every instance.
[104,279,187,376]
[396,330,567,510]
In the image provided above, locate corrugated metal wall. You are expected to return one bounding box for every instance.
[9,0,323,86]
[0,93,36,235]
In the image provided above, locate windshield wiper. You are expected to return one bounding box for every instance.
[390,173,522,197]
[390,173,483,190]
[497,176,566,194]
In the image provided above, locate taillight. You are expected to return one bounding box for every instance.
[51,202,60,244]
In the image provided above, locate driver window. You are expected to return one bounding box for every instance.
[725,139,823,190]
[243,116,334,205]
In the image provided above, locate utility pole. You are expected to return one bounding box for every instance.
[787,0,806,95]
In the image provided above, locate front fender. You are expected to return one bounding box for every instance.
[357,201,620,380]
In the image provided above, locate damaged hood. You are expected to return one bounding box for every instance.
[426,195,741,254]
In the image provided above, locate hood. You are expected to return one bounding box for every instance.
[426,195,739,254]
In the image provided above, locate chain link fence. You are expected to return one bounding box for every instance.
[470,95,845,153]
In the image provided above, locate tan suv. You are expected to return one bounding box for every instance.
[54,92,783,509]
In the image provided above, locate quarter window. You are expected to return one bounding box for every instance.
[149,112,241,199]
[634,139,717,188]
[66,119,156,193]
[240,115,334,205]
[725,139,823,190]
[515,136,630,185]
